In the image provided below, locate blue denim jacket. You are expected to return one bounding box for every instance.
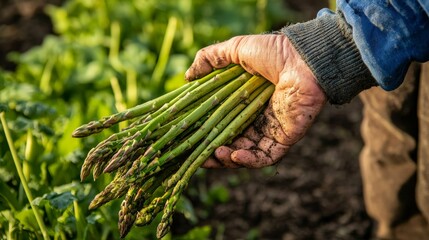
[332,0,429,90]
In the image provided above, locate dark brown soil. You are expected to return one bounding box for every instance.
[0,0,373,239]
[187,100,373,240]
[0,0,65,70]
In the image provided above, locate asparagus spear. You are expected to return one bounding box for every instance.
[121,72,252,182]
[73,65,276,238]
[109,66,245,171]
[133,76,267,183]
[118,163,178,237]
[157,83,275,238]
[72,68,224,137]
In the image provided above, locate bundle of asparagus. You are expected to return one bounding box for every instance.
[72,65,274,238]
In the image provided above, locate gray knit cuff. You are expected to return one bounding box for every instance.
[281,13,377,104]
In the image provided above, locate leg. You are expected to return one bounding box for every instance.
[359,63,421,239]
[416,62,429,223]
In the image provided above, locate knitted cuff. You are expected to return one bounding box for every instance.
[281,13,377,104]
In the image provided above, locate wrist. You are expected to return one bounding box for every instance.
[281,13,377,104]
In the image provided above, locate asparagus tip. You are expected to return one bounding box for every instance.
[71,128,86,138]
[118,215,134,238]
[103,161,119,173]
[156,218,172,239]
[80,170,89,182]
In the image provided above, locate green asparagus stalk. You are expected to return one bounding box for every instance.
[118,163,178,238]
[132,76,267,183]
[82,90,216,179]
[109,66,245,170]
[89,126,198,209]
[79,66,244,181]
[72,68,224,138]
[81,135,134,180]
[72,84,187,138]
[73,65,277,239]
[157,84,275,238]
[121,72,252,182]
[88,161,133,209]
[102,89,218,174]
[134,188,173,227]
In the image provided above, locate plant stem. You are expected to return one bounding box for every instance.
[126,68,138,108]
[72,190,85,240]
[152,16,178,92]
[23,129,35,180]
[165,81,271,189]
[40,56,55,95]
[0,112,50,240]
[109,21,122,72]
[110,76,127,112]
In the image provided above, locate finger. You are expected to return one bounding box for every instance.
[231,137,289,168]
[204,128,260,169]
[185,41,234,81]
[214,146,241,168]
[241,126,264,142]
[257,137,289,162]
[230,136,256,149]
[185,56,214,81]
[231,150,277,169]
[201,157,224,168]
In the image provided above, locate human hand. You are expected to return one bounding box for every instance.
[186,34,327,168]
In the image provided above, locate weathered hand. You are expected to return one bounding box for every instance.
[186,34,327,168]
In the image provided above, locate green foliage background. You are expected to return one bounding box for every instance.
[0,0,293,239]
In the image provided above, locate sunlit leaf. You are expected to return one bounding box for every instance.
[33,192,76,210]
[15,208,42,231]
[176,196,197,224]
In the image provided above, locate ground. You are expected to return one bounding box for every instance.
[0,0,373,239]
[193,101,373,239]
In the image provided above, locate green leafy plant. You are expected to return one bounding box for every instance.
[0,0,292,239]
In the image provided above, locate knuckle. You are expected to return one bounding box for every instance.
[195,48,208,59]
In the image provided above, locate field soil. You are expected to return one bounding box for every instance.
[0,0,373,239]
[192,100,373,239]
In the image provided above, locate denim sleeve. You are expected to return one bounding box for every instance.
[337,0,429,90]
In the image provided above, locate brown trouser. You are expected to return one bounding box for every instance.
[359,62,429,239]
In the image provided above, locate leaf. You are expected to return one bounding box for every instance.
[86,212,102,224]
[164,72,187,92]
[33,192,76,210]
[176,196,197,224]
[0,166,15,183]
[208,184,230,203]
[0,82,41,103]
[15,208,42,231]
[13,101,57,119]
[9,117,55,137]
[56,102,83,157]
[0,180,20,211]
[175,226,211,240]
[0,103,8,113]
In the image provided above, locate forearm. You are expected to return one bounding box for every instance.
[281,0,429,104]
